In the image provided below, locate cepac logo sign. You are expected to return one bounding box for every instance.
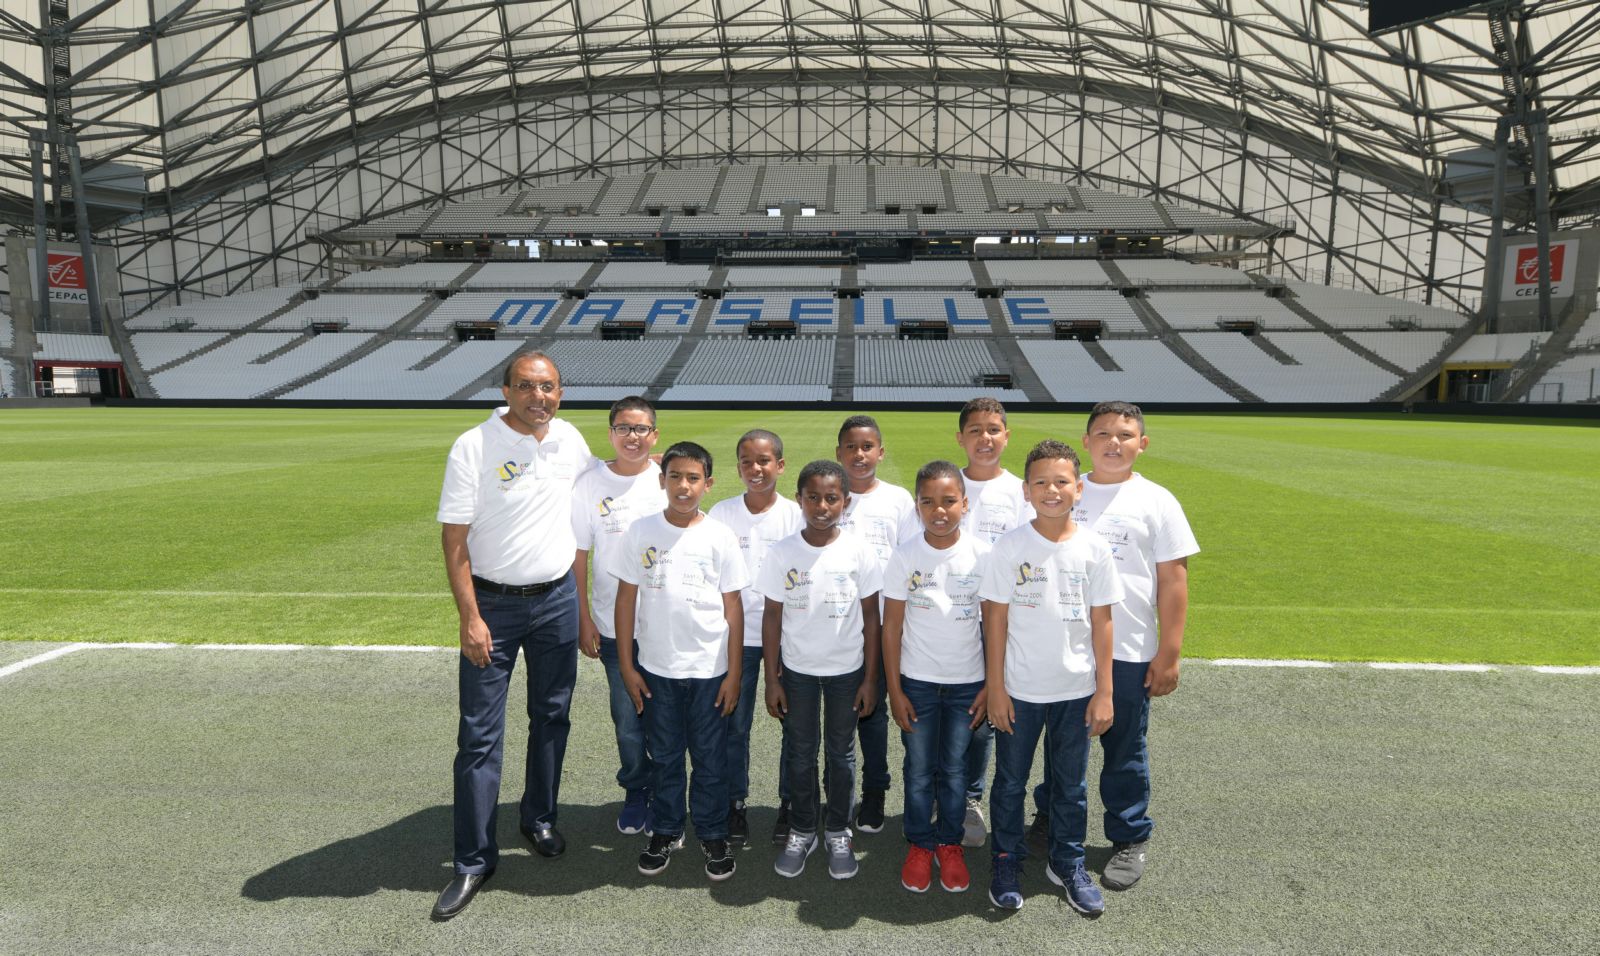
[1501,240,1577,302]
[46,252,89,303]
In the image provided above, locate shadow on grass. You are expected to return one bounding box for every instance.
[242,803,1095,927]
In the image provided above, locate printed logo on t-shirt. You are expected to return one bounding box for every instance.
[1058,571,1087,622]
[1012,561,1048,609]
[908,570,925,592]
[496,460,529,492]
[597,495,636,534]
[825,572,857,619]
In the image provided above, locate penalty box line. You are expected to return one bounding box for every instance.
[2,643,1596,683]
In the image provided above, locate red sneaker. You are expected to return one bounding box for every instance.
[901,846,934,893]
[936,843,970,893]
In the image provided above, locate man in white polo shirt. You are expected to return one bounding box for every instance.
[432,351,594,921]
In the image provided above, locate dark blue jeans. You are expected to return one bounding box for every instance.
[730,645,789,803]
[856,665,891,793]
[642,667,731,841]
[598,636,654,794]
[965,720,994,800]
[1032,660,1153,843]
[900,676,983,849]
[453,574,578,874]
[782,666,863,834]
[991,694,1090,875]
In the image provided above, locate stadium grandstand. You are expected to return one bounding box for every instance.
[2,2,1599,407]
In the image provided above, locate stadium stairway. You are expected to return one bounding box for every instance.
[133,291,313,387]
[643,297,721,400]
[968,259,994,288]
[1104,261,1262,402]
[1501,301,1594,402]
[257,297,440,398]
[982,332,1054,402]
[1376,310,1487,402]
[102,309,154,397]
[824,165,837,212]
[1080,340,1123,372]
[744,167,767,213]
[705,167,730,212]
[831,297,857,401]
[1277,292,1409,376]
[939,169,958,211]
[982,176,1002,210]
[451,263,484,289]
[1153,202,1179,230]
[1248,334,1300,365]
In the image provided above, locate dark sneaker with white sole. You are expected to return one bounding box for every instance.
[855,790,886,833]
[638,832,684,876]
[728,800,749,847]
[771,801,791,846]
[1101,840,1147,890]
[702,839,736,881]
[1047,861,1105,915]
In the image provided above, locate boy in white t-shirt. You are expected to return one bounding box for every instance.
[707,429,802,846]
[1030,401,1198,892]
[882,460,991,895]
[835,414,919,834]
[571,396,666,837]
[612,442,750,882]
[951,396,1032,848]
[981,440,1124,916]
[760,460,883,881]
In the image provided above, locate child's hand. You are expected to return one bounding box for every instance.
[1086,690,1113,737]
[1146,651,1180,697]
[854,681,877,717]
[577,617,601,660]
[715,673,740,717]
[889,691,917,733]
[987,685,1014,734]
[765,679,787,719]
[622,667,651,715]
[967,687,988,729]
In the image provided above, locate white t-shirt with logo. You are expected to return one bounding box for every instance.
[1075,473,1199,663]
[882,534,991,685]
[572,463,667,639]
[757,531,884,678]
[708,495,804,648]
[960,470,1033,544]
[437,414,593,585]
[611,513,750,680]
[841,480,919,566]
[978,524,1125,703]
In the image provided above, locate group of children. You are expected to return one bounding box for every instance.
[572,396,1197,915]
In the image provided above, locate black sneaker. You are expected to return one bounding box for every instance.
[728,800,749,847]
[1025,811,1050,855]
[638,832,684,876]
[703,839,736,881]
[771,801,791,846]
[855,790,886,833]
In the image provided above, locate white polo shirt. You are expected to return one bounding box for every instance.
[979,523,1124,703]
[960,470,1033,544]
[611,513,750,679]
[757,530,883,678]
[1074,473,1200,663]
[707,495,804,648]
[882,534,991,685]
[437,413,593,585]
[572,462,667,639]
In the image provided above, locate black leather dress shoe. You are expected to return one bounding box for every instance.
[522,823,566,858]
[431,869,492,922]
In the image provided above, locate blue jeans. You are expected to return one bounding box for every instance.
[782,666,863,834]
[730,645,788,803]
[598,636,654,794]
[1032,660,1153,843]
[642,667,731,841]
[900,677,982,849]
[965,720,994,800]
[856,666,891,793]
[991,694,1090,874]
[453,574,578,874]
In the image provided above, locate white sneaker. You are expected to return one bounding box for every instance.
[825,829,859,880]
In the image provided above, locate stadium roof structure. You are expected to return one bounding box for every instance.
[3,0,1598,313]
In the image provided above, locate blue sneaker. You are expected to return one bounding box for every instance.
[618,789,650,835]
[988,852,1024,910]
[1047,861,1105,915]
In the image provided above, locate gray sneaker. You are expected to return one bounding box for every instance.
[824,829,859,880]
[1101,840,1148,890]
[961,797,987,848]
[774,830,817,879]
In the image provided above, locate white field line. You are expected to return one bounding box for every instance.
[1532,665,1600,675]
[1369,661,1494,672]
[0,643,91,679]
[0,587,438,599]
[193,643,305,651]
[1210,658,1336,669]
[328,644,451,653]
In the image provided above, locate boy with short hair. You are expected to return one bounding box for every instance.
[835,414,919,834]
[708,429,803,846]
[612,441,750,881]
[761,461,883,881]
[571,396,665,836]
[951,396,1032,847]
[882,460,991,894]
[1030,401,1198,891]
[981,440,1124,915]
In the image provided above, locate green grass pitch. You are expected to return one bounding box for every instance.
[1,406,1596,665]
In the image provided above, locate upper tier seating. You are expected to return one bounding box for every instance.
[709,294,840,331]
[857,263,974,288]
[997,292,1144,334]
[854,293,991,332]
[986,261,1112,287]
[418,293,565,334]
[723,266,841,289]
[464,262,591,289]
[1147,291,1309,331]
[876,167,945,208]
[713,166,758,214]
[1018,340,1234,403]
[1287,282,1467,330]
[148,332,373,398]
[590,263,712,289]
[1116,260,1253,287]
[760,165,829,206]
[336,263,467,289]
[36,333,121,362]
[125,286,299,331]
[263,294,427,331]
[1446,332,1551,364]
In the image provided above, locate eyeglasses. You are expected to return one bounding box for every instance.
[610,424,656,437]
[511,381,558,394]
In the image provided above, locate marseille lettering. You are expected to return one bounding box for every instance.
[471,294,1124,329]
